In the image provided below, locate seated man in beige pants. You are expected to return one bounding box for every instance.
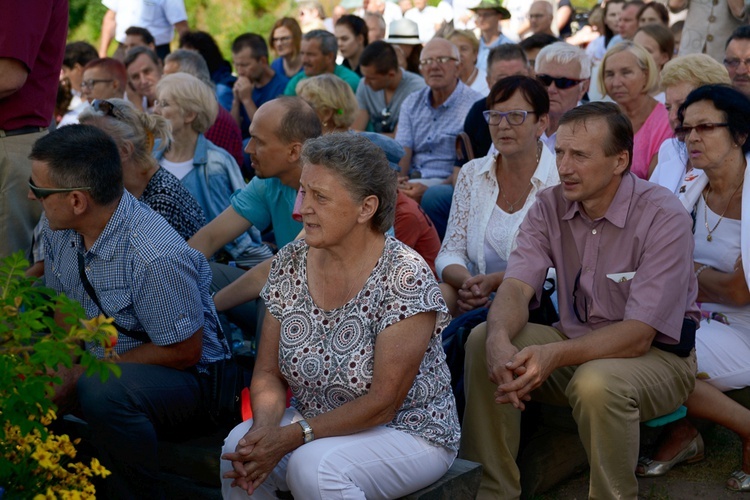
[460,101,699,499]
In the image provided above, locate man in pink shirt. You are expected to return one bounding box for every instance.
[461,102,699,499]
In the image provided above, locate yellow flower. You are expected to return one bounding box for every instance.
[32,447,55,469]
[89,457,111,478]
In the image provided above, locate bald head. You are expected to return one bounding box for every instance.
[529,1,554,35]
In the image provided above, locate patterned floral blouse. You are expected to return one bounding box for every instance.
[261,236,460,451]
[140,167,206,240]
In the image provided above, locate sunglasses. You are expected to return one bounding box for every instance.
[536,74,584,90]
[91,99,124,120]
[28,177,91,199]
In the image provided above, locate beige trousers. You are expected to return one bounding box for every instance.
[460,322,696,500]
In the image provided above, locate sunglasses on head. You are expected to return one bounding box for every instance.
[28,177,91,199]
[91,99,124,120]
[536,74,584,90]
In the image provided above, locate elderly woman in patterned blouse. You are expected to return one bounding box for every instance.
[220,133,459,499]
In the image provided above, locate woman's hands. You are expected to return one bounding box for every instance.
[457,273,503,313]
[221,423,300,495]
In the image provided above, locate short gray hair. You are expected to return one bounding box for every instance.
[303,30,338,55]
[156,72,218,134]
[536,42,591,79]
[164,49,215,89]
[301,133,397,233]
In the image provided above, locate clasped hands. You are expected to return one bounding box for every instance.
[488,343,558,411]
[221,424,292,495]
[457,274,500,313]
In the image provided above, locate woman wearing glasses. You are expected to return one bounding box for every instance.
[436,76,558,317]
[649,54,730,193]
[269,18,304,79]
[637,85,750,492]
[599,40,670,180]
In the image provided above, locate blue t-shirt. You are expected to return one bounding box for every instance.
[237,71,290,138]
[230,176,302,248]
[271,57,303,80]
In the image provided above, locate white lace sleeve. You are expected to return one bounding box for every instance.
[435,162,476,279]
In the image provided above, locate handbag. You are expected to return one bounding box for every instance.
[207,354,254,427]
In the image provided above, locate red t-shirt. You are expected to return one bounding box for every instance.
[0,0,68,130]
[395,191,441,277]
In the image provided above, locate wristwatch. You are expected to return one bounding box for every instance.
[298,419,315,444]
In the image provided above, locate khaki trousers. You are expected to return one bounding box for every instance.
[460,322,696,500]
[0,131,45,259]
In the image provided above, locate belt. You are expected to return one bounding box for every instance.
[0,126,47,138]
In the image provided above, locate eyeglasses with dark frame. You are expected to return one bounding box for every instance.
[418,56,459,67]
[28,177,91,200]
[572,268,588,323]
[483,109,536,126]
[536,74,584,90]
[81,79,114,90]
[90,99,125,120]
[724,58,750,69]
[674,122,729,142]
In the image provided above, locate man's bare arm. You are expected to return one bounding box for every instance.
[117,327,203,370]
[0,58,28,99]
[188,206,252,259]
[98,9,116,57]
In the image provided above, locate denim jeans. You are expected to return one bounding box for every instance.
[420,184,454,242]
[77,363,207,499]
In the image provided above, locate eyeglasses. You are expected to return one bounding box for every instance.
[674,122,729,142]
[81,79,113,89]
[527,13,548,19]
[723,58,750,69]
[28,177,91,199]
[91,99,124,120]
[572,268,588,323]
[152,99,170,109]
[483,109,535,126]
[418,56,458,67]
[380,107,393,133]
[536,74,584,90]
[272,36,292,44]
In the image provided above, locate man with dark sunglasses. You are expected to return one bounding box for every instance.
[534,42,590,151]
[461,102,699,499]
[29,124,228,499]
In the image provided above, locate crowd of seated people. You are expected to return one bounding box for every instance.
[8,0,750,497]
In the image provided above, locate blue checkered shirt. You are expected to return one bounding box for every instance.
[43,192,228,373]
[396,80,482,179]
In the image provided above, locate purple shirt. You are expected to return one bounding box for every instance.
[506,173,699,344]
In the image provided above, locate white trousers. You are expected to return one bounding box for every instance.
[220,408,456,499]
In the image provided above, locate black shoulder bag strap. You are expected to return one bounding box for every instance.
[77,252,152,344]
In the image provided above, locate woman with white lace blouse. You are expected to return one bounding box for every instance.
[436,76,559,317]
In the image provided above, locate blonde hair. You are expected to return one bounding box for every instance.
[448,30,479,54]
[155,73,218,134]
[598,40,660,97]
[79,98,172,171]
[296,74,357,129]
[660,53,730,90]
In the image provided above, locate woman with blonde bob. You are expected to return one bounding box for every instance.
[448,30,489,96]
[649,54,731,192]
[153,72,271,267]
[599,40,670,179]
[296,74,358,133]
[79,98,205,240]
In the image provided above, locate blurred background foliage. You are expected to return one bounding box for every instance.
[68,0,599,60]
